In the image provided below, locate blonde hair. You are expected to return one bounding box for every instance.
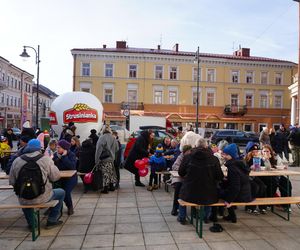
[71,136,80,147]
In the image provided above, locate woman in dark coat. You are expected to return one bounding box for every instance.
[89,129,99,146]
[221,144,253,223]
[123,130,153,187]
[78,139,96,192]
[53,139,77,215]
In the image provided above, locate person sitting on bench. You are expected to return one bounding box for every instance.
[9,139,65,229]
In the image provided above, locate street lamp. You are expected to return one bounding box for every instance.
[20,45,40,128]
[294,0,300,124]
[194,46,200,134]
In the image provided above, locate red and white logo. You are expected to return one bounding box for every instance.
[63,103,98,124]
[49,111,58,125]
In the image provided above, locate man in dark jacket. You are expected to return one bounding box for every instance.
[273,124,289,160]
[221,143,252,223]
[288,125,300,167]
[123,130,153,187]
[178,138,224,224]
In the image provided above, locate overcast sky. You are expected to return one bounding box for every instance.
[0,0,298,95]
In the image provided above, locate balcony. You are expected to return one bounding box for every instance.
[121,102,144,110]
[224,105,247,116]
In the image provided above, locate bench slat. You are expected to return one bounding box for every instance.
[178,197,300,207]
[0,200,58,209]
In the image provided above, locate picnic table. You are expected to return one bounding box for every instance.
[0,170,77,179]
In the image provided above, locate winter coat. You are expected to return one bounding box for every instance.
[179,147,224,205]
[78,140,95,173]
[53,151,77,187]
[222,159,252,203]
[9,151,60,205]
[123,131,150,175]
[89,133,99,146]
[259,131,270,146]
[149,154,166,174]
[171,153,184,185]
[288,128,300,146]
[95,132,119,164]
[114,139,122,169]
[3,131,15,149]
[273,130,289,154]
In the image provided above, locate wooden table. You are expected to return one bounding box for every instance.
[0,170,77,179]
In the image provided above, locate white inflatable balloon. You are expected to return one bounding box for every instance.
[50,92,103,141]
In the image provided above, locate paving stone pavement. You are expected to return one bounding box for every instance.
[1,169,300,249]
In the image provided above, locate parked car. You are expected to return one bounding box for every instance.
[211,129,259,146]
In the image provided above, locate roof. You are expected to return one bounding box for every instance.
[71,47,296,65]
[32,83,58,98]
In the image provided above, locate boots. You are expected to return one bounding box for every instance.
[135,174,145,187]
[109,183,115,191]
[101,186,109,194]
[67,206,74,216]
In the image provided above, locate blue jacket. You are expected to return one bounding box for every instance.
[53,151,77,185]
[149,154,166,173]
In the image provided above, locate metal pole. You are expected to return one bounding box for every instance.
[195,46,200,134]
[297,2,300,124]
[36,45,40,128]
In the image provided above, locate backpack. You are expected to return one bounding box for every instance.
[14,154,46,199]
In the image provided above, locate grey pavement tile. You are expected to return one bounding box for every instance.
[98,197,117,203]
[94,208,117,216]
[0,238,24,249]
[82,234,114,248]
[50,235,85,249]
[258,231,293,241]
[146,245,178,250]
[177,243,211,250]
[91,215,116,224]
[163,214,177,222]
[140,214,165,223]
[117,214,140,223]
[208,241,243,250]
[203,231,234,242]
[277,225,300,239]
[87,224,115,235]
[251,226,281,233]
[75,202,97,209]
[139,207,161,215]
[17,236,55,249]
[40,224,62,236]
[0,227,30,238]
[159,206,173,214]
[137,201,157,207]
[59,224,88,236]
[142,222,169,233]
[266,239,300,249]
[226,230,261,241]
[262,216,297,227]
[97,202,117,208]
[71,208,94,216]
[156,201,173,207]
[171,231,204,244]
[117,207,139,215]
[240,218,273,227]
[114,247,145,250]
[238,239,276,250]
[136,196,155,202]
[166,221,195,232]
[114,233,144,247]
[65,215,92,225]
[144,232,175,245]
[116,223,142,234]
[117,202,137,208]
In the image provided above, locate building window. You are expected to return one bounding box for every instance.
[274,95,282,108]
[275,72,282,85]
[244,124,252,132]
[0,93,4,103]
[206,92,215,106]
[246,71,254,84]
[231,94,239,106]
[80,82,91,93]
[260,94,268,108]
[207,69,215,82]
[169,90,177,105]
[105,63,114,77]
[192,87,202,105]
[155,65,163,79]
[169,66,177,80]
[261,72,268,84]
[14,97,17,107]
[245,94,253,107]
[28,99,31,110]
[154,90,163,104]
[231,70,239,83]
[10,96,13,106]
[81,88,90,93]
[81,63,90,76]
[129,65,137,78]
[193,67,201,81]
[6,95,9,105]
[128,89,137,102]
[104,88,113,103]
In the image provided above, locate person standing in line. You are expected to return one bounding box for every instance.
[89,129,99,146]
[95,125,119,193]
[53,139,77,215]
[112,131,122,189]
[259,127,270,147]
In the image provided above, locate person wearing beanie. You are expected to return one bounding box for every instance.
[53,139,77,215]
[89,129,99,146]
[219,143,252,223]
[147,144,167,191]
[9,139,65,229]
[21,121,36,141]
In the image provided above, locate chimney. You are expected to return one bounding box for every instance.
[157,45,161,50]
[234,47,250,57]
[116,41,127,49]
[173,43,179,52]
[103,44,107,48]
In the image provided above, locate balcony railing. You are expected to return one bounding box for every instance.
[224,105,247,116]
[121,102,144,110]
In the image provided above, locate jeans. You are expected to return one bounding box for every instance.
[172,182,182,211]
[149,173,158,186]
[178,204,211,220]
[22,188,65,225]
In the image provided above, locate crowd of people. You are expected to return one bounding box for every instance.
[1,121,300,231]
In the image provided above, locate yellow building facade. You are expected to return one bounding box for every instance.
[71,41,297,132]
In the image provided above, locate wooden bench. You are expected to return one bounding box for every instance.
[178,197,300,238]
[0,200,58,241]
[155,171,171,190]
[0,185,13,190]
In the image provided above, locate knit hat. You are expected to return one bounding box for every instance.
[0,136,7,142]
[22,121,31,128]
[223,143,239,160]
[20,135,31,143]
[90,129,97,134]
[156,144,164,153]
[245,141,259,154]
[27,139,41,150]
[58,139,71,150]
